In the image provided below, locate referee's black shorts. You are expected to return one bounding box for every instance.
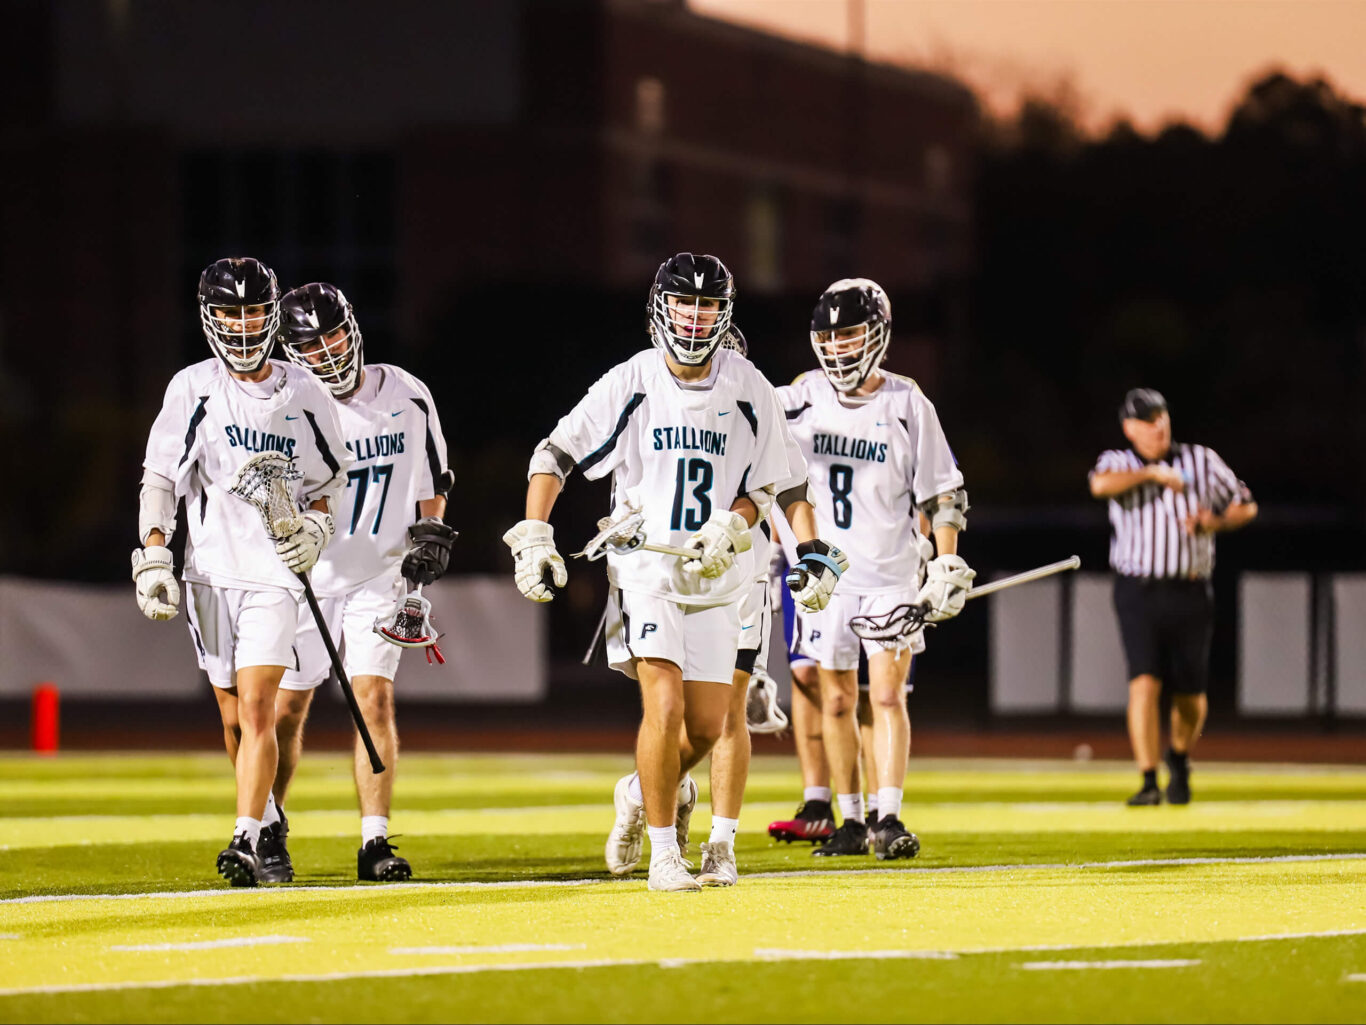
[1112,575,1215,695]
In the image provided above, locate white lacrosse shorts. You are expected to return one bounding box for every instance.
[185,582,301,689]
[282,573,407,690]
[735,577,772,675]
[606,586,741,685]
[805,587,926,672]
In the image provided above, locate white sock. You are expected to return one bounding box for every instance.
[836,793,864,824]
[647,824,678,862]
[234,816,262,850]
[803,786,832,804]
[262,793,281,829]
[708,816,739,846]
[627,772,644,805]
[361,816,388,845]
[877,787,903,822]
[865,797,879,822]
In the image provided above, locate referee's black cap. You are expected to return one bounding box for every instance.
[1119,387,1168,424]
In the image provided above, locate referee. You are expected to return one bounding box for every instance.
[1089,388,1257,806]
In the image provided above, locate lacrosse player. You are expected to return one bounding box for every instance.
[260,283,454,883]
[134,257,350,886]
[696,326,824,887]
[505,253,846,892]
[777,278,972,860]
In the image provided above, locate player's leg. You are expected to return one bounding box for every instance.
[635,656,699,891]
[813,664,867,856]
[273,688,314,806]
[767,593,835,843]
[343,581,410,880]
[856,688,879,828]
[866,646,919,860]
[212,686,242,763]
[699,660,751,887]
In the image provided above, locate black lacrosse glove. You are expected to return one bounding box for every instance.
[401,518,459,585]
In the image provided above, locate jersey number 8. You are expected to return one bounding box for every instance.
[829,464,854,529]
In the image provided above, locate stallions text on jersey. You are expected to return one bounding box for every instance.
[778,371,962,595]
[308,364,449,597]
[549,348,796,606]
[143,358,351,592]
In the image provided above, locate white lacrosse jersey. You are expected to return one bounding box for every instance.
[777,370,963,595]
[548,348,797,607]
[143,358,351,592]
[309,364,449,597]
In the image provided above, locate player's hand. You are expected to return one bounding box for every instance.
[503,519,567,601]
[402,517,459,585]
[1149,465,1185,492]
[683,510,752,579]
[786,539,848,612]
[916,554,975,622]
[131,545,180,621]
[275,510,334,574]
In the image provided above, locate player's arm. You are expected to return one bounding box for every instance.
[276,394,351,574]
[132,378,192,622]
[909,390,975,622]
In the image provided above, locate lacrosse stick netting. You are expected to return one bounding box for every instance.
[227,451,304,540]
[374,584,446,664]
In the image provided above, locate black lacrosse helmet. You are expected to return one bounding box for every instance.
[646,252,736,366]
[277,283,365,398]
[809,278,891,393]
[198,257,282,374]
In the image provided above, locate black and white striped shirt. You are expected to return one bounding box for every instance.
[1090,443,1252,580]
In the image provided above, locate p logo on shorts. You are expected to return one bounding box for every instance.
[810,630,821,642]
[640,623,658,639]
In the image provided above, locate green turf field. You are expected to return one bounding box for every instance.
[1,752,1364,1023]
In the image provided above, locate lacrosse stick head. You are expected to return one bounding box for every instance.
[573,503,648,561]
[227,451,304,540]
[745,667,789,735]
[373,587,445,659]
[849,602,931,643]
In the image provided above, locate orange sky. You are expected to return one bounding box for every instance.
[689,0,1366,133]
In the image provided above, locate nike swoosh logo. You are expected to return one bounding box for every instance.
[718,411,730,416]
[391,411,403,417]
[284,415,299,421]
[875,421,888,426]
[740,625,754,630]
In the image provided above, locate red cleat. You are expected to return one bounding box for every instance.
[768,800,836,844]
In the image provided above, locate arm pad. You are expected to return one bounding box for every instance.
[138,470,177,545]
[744,483,776,524]
[921,488,969,533]
[776,481,812,513]
[528,439,576,483]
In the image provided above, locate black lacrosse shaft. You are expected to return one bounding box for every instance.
[297,572,386,774]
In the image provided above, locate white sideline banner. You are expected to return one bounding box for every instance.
[1068,573,1128,713]
[1238,573,1311,715]
[1333,575,1366,716]
[989,575,1062,713]
[0,576,545,703]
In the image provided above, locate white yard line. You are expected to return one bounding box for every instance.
[389,944,584,955]
[0,930,1361,998]
[1019,959,1202,970]
[109,936,309,952]
[5,851,1363,906]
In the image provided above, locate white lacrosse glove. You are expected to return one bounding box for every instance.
[786,539,848,613]
[683,510,753,579]
[274,510,334,574]
[131,545,180,621]
[917,553,976,623]
[503,519,568,601]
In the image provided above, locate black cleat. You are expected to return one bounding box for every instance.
[768,799,836,844]
[257,810,293,884]
[358,836,412,882]
[812,819,869,857]
[872,816,920,861]
[1126,785,1163,807]
[1165,755,1192,805]
[216,834,260,887]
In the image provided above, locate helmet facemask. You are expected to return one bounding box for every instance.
[811,319,889,393]
[283,308,364,398]
[649,290,734,366]
[200,301,281,374]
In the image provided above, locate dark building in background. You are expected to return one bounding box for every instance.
[1,0,977,584]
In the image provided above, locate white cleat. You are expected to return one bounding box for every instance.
[697,840,738,887]
[675,775,698,856]
[605,773,645,877]
[647,848,702,892]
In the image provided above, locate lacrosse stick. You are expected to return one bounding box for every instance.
[374,584,446,665]
[571,502,699,562]
[850,555,1082,643]
[228,451,385,774]
[581,601,609,666]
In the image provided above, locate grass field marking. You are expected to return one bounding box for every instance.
[389,944,585,955]
[1345,974,1366,982]
[8,850,1366,906]
[1019,959,1202,970]
[753,948,959,961]
[108,936,310,952]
